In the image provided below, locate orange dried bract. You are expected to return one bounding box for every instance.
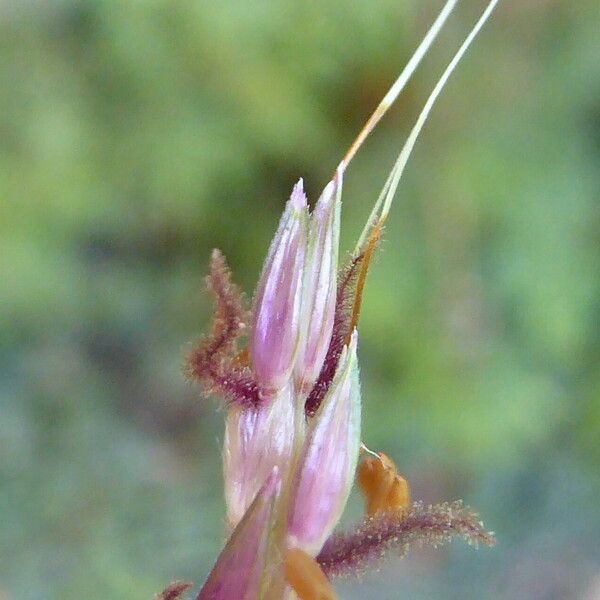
[388,474,410,517]
[285,548,337,600]
[344,221,382,346]
[357,452,411,517]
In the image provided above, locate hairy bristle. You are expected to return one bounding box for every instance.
[196,248,247,361]
[185,249,262,408]
[155,581,193,600]
[344,222,382,345]
[304,252,363,416]
[317,501,495,579]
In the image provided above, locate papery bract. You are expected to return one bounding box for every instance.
[287,331,361,555]
[223,383,295,529]
[197,469,280,600]
[250,181,308,393]
[294,172,342,397]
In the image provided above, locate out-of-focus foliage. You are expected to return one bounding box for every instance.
[1,1,599,599]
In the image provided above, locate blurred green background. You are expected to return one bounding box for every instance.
[1,1,599,598]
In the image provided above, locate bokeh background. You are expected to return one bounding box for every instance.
[1,0,599,598]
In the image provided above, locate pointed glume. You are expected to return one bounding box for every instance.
[186,249,262,408]
[317,501,495,580]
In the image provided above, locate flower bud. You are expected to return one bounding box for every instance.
[294,172,342,396]
[250,181,308,392]
[287,330,361,555]
[223,383,295,529]
[198,468,280,600]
